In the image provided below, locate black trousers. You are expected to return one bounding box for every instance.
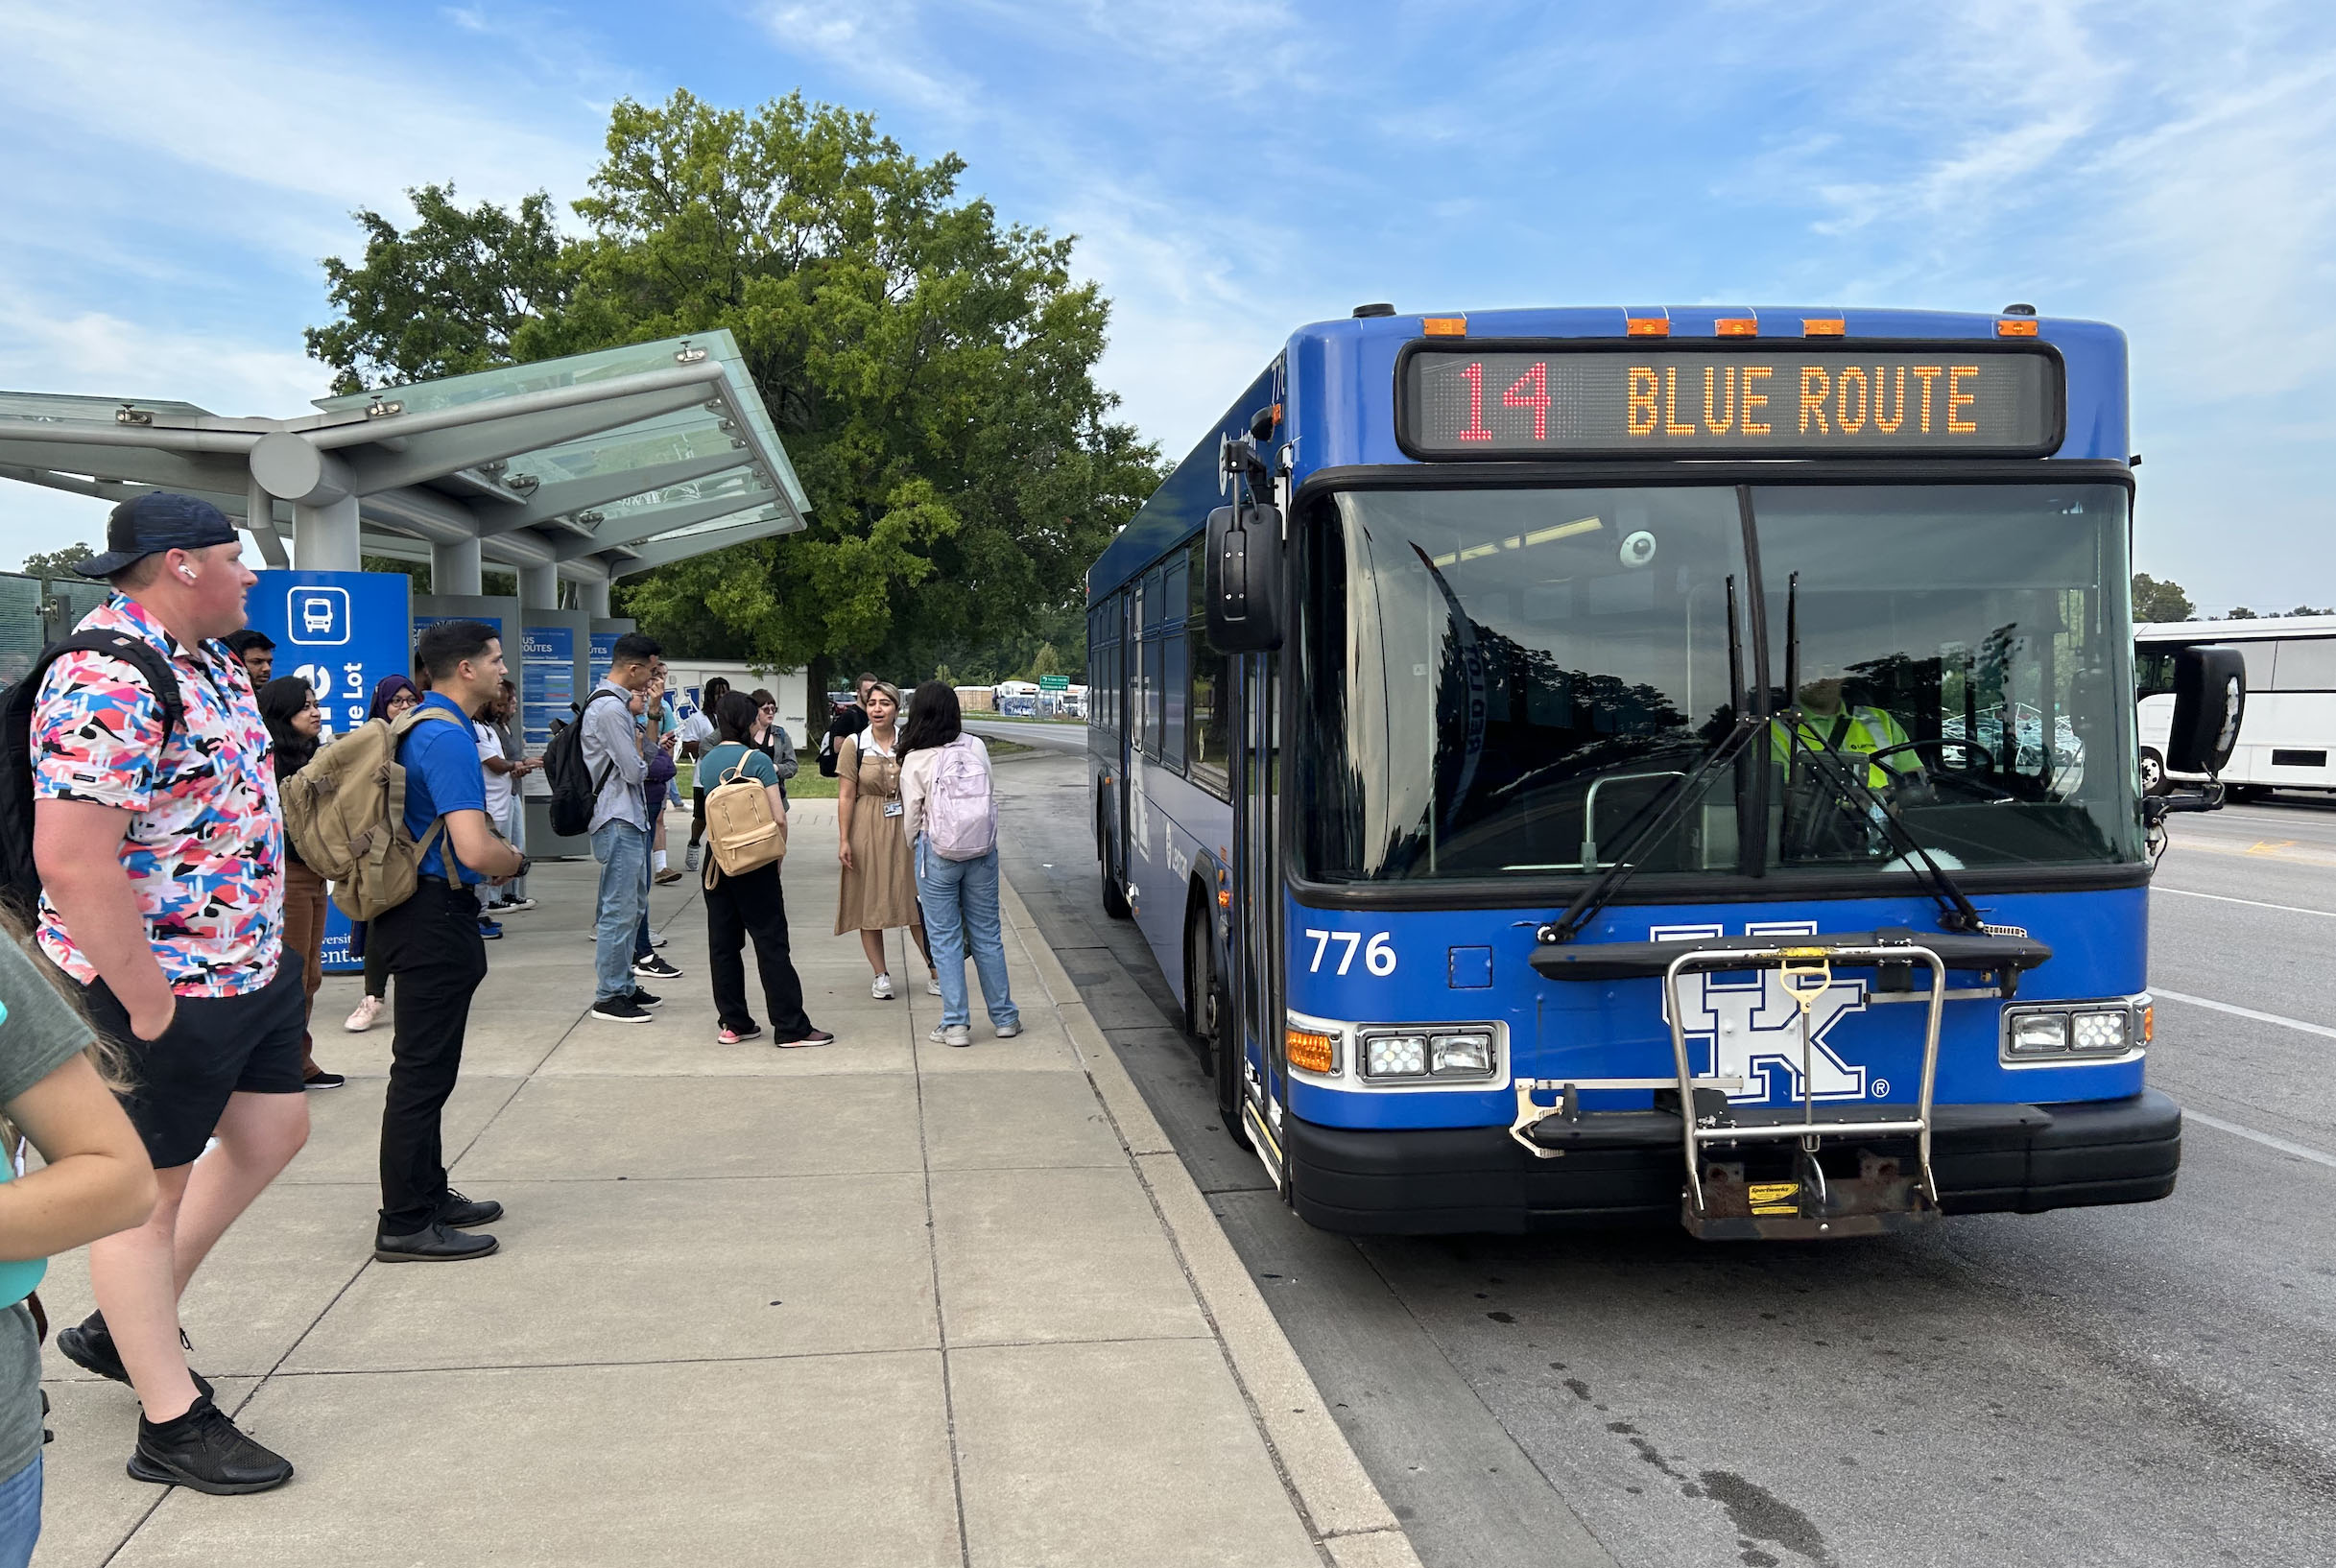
[371,878,489,1234]
[688,785,707,845]
[704,862,814,1039]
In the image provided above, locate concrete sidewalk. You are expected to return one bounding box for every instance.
[33,800,1418,1567]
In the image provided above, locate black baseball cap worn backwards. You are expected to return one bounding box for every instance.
[75,492,239,579]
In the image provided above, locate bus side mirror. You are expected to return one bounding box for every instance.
[2167,644,2245,774]
[1206,504,1284,653]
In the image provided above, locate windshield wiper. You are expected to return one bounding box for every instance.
[1776,572,1987,935]
[1540,575,1754,946]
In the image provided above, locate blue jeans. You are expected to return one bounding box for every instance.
[591,820,651,1002]
[916,839,1018,1030]
[633,839,655,961]
[0,1453,39,1568]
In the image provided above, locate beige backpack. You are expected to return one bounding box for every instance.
[282,707,468,920]
[702,760,787,883]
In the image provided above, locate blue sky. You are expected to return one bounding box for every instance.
[4,0,2333,614]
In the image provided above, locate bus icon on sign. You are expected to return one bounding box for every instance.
[288,587,349,646]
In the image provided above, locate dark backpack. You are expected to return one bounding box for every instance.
[0,630,185,922]
[542,687,625,838]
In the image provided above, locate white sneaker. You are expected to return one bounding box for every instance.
[344,995,384,1033]
[994,1020,1024,1039]
[927,1023,972,1048]
[925,975,943,997]
[684,843,700,872]
[871,973,895,1001]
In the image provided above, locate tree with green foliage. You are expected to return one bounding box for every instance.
[304,184,569,396]
[2131,573,2193,624]
[306,90,1162,679]
[1028,642,1061,679]
[2223,606,2258,620]
[17,542,93,580]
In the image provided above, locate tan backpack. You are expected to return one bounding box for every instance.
[282,707,469,921]
[702,760,787,884]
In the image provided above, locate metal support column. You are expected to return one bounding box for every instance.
[581,579,611,618]
[292,495,361,572]
[244,471,289,568]
[431,535,484,597]
[517,562,559,610]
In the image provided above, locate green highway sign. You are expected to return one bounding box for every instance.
[1038,675,1069,690]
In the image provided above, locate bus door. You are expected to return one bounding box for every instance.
[1117,591,1135,889]
[1233,649,1281,1158]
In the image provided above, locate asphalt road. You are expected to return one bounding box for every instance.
[989,746,2336,1568]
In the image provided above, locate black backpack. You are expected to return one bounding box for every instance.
[541,687,625,838]
[0,630,185,922]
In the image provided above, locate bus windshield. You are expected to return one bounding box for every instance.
[1296,483,2140,884]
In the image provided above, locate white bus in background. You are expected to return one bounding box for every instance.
[2137,615,2336,798]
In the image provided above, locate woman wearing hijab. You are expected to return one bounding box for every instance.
[260,676,346,1088]
[343,674,420,1034]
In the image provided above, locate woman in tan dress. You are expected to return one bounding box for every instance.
[836,681,937,999]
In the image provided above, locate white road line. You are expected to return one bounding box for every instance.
[2154,988,2336,1041]
[2183,1108,2336,1172]
[2154,886,2336,919]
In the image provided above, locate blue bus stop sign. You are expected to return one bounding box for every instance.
[247,570,413,972]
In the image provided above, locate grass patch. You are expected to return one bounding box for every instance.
[982,735,1037,759]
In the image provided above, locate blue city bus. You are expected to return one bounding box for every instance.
[1087,304,2238,1238]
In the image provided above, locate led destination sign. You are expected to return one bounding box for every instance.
[1400,344,2062,459]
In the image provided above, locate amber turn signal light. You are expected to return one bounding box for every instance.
[1715,318,1757,337]
[1802,319,1847,336]
[1996,318,2039,337]
[1625,318,1670,337]
[1422,317,1467,337]
[1285,1028,1336,1075]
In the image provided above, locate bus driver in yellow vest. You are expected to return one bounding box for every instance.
[1773,655,1914,789]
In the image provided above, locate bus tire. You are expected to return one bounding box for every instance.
[1185,896,1250,1150]
[1098,801,1132,919]
[2139,748,2169,796]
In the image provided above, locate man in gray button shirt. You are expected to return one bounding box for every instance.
[584,632,661,1023]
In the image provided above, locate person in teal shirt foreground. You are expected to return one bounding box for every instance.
[699,692,831,1048]
[0,915,158,1565]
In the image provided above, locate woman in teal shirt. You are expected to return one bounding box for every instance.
[0,914,156,1564]
[700,693,832,1048]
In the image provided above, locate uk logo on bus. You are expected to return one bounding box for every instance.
[1656,922,1879,1105]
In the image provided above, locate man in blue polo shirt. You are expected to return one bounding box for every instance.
[369,620,526,1262]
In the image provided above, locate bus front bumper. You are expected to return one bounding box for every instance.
[1281,1089,2182,1236]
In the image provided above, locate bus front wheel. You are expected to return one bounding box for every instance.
[1099,805,1131,919]
[1185,896,1249,1150]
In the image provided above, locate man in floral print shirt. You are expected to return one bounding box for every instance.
[31,493,305,1495]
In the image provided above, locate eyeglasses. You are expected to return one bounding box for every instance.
[760,703,776,712]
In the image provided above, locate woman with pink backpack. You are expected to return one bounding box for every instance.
[898,681,1020,1049]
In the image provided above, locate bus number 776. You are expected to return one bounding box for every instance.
[1303,929,1397,977]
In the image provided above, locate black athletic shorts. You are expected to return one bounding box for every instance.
[83,963,307,1169]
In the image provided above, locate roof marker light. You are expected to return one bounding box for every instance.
[1716,318,1757,337]
[1626,318,1670,337]
[1996,318,2039,337]
[1802,319,1847,336]
[1422,317,1466,337]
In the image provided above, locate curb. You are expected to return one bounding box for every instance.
[998,873,1425,1568]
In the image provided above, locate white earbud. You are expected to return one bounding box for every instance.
[179,566,199,582]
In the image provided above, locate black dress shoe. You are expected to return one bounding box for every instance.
[374,1222,499,1262]
[128,1395,294,1494]
[57,1313,214,1402]
[437,1189,503,1228]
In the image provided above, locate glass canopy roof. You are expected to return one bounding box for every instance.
[313,327,808,523]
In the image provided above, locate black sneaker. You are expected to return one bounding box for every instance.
[628,988,663,1009]
[128,1395,293,1494]
[632,954,683,981]
[590,996,654,1024]
[374,1221,500,1263]
[57,1313,213,1403]
[437,1189,503,1228]
[302,1068,346,1090]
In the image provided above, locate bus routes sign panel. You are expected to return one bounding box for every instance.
[1397,341,2062,460]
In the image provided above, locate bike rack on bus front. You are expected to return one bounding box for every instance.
[1519,928,2049,1238]
[1660,939,1946,1240]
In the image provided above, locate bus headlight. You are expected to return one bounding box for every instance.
[1363,1033,1428,1078]
[2008,1013,2069,1055]
[1430,1032,1495,1076]
[2070,1010,2130,1052]
[2003,1000,2144,1062]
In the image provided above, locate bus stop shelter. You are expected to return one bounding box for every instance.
[0,328,807,615]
